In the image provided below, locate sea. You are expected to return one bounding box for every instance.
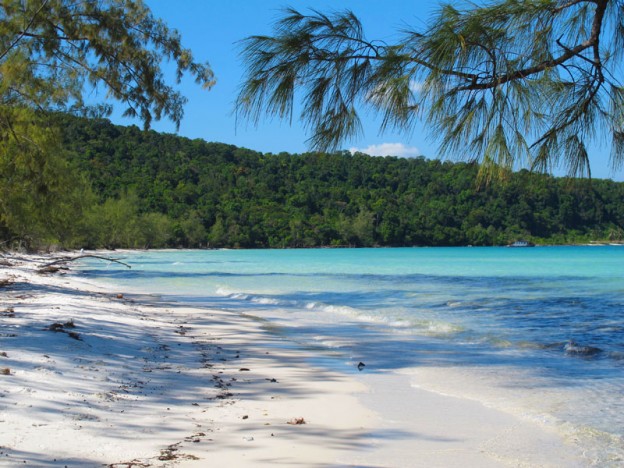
[78,246,624,465]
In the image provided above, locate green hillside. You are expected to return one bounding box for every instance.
[2,114,623,250]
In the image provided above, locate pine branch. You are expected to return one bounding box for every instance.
[0,0,51,61]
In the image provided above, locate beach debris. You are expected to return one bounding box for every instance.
[116,293,124,299]
[239,367,250,371]
[183,434,202,443]
[48,320,75,332]
[37,265,68,275]
[108,462,151,468]
[48,322,65,332]
[0,278,12,287]
[265,378,278,383]
[287,417,306,425]
[67,331,81,340]
[1,368,10,375]
[212,374,234,399]
[42,254,132,270]
[242,415,249,419]
[357,361,366,371]
[115,443,200,466]
[63,320,76,328]
[158,443,181,460]
[1,307,15,317]
[47,321,82,340]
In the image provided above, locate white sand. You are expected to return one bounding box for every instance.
[0,253,588,467]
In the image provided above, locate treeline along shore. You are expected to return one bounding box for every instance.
[2,113,624,250]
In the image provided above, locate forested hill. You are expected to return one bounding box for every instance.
[4,113,623,250]
[47,114,623,249]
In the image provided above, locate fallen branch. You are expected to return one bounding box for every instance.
[41,254,132,270]
[0,278,13,287]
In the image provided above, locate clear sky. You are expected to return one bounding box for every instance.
[105,1,621,181]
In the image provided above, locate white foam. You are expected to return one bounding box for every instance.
[401,365,624,466]
[251,297,282,305]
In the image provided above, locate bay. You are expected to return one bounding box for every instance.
[79,246,624,464]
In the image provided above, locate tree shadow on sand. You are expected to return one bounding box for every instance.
[1,280,419,466]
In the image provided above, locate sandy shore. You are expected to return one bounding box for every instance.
[0,253,587,467]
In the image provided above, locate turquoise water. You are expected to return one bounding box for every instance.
[80,246,624,463]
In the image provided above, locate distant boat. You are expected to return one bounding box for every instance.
[508,240,535,247]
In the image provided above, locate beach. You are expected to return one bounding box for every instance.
[0,252,597,466]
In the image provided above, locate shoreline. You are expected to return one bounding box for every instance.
[1,253,590,466]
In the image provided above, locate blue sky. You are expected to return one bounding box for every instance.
[105,1,621,181]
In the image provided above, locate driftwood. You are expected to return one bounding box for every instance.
[40,254,132,270]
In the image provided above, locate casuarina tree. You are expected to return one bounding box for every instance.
[237,1,623,179]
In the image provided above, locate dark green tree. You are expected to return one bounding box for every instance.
[237,1,624,179]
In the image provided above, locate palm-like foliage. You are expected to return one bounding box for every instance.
[237,1,624,178]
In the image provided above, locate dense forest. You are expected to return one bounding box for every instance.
[1,113,623,250]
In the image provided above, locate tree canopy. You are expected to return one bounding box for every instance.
[50,114,624,250]
[2,114,623,249]
[0,0,214,127]
[237,0,624,179]
[0,0,214,249]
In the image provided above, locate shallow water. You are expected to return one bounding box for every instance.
[79,246,624,464]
